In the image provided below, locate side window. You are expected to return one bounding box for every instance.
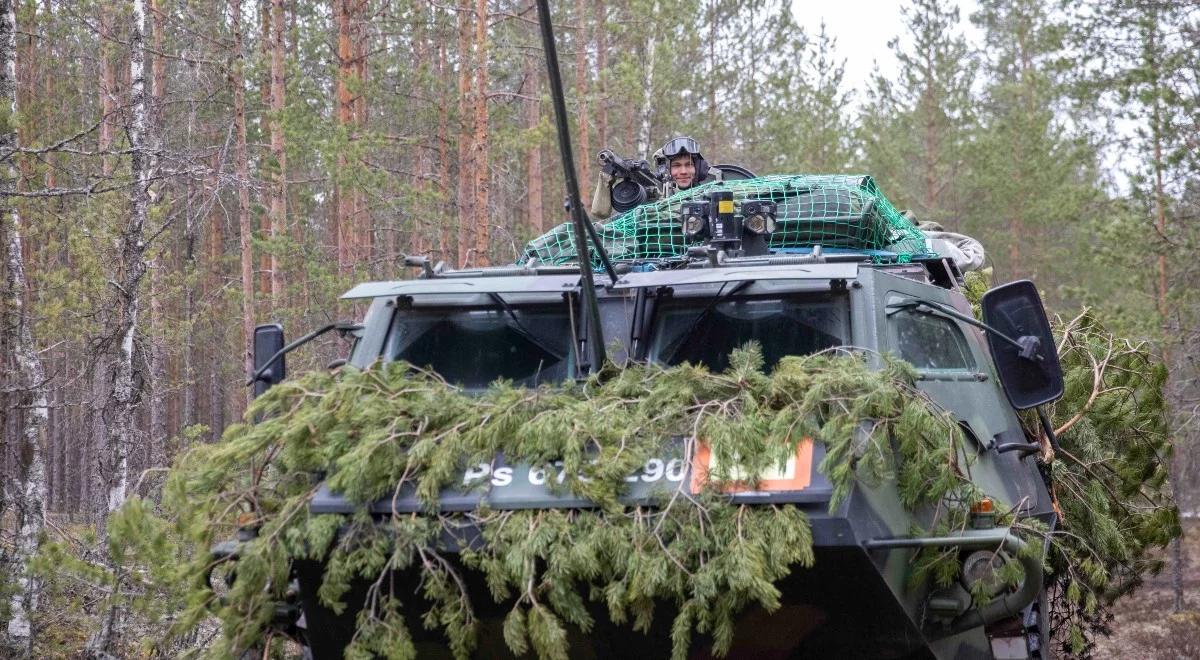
[889,307,976,370]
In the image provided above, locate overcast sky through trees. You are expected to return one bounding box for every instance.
[791,0,984,94]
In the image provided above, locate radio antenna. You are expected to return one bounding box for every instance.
[534,0,610,371]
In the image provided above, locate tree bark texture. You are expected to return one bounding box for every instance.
[231,0,255,409]
[574,0,589,187]
[470,0,488,267]
[455,1,473,267]
[87,0,151,654]
[2,1,49,652]
[335,0,355,276]
[523,52,543,235]
[268,0,286,304]
[436,37,452,261]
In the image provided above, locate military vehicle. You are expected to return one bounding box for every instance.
[222,2,1066,657]
[235,168,1064,660]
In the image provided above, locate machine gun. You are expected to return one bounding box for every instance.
[598,148,665,213]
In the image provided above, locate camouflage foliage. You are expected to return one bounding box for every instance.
[111,347,977,659]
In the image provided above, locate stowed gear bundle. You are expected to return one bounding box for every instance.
[522,174,933,268]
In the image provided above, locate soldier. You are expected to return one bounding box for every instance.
[590,136,722,220]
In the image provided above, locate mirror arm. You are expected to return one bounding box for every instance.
[888,300,1027,352]
[996,408,1061,458]
[1036,406,1063,453]
[246,321,360,387]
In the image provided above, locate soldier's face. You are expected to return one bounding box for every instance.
[670,156,696,188]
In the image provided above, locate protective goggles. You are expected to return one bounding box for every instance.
[660,137,701,158]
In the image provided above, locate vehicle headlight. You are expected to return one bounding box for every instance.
[741,199,777,235]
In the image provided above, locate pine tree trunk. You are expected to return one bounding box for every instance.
[1,3,49,653]
[594,2,607,151]
[356,3,370,269]
[574,0,589,186]
[471,0,489,267]
[231,0,255,409]
[99,7,115,177]
[524,53,543,235]
[455,2,473,267]
[257,1,272,299]
[436,37,452,262]
[921,81,938,214]
[335,0,354,275]
[147,259,167,479]
[1145,17,1182,613]
[269,0,286,304]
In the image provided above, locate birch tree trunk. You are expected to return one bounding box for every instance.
[1,2,49,653]
[87,0,151,654]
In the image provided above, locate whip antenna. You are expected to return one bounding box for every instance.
[534,0,609,371]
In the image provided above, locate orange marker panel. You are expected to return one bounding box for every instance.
[690,438,814,494]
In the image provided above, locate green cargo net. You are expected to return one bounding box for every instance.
[521,174,931,267]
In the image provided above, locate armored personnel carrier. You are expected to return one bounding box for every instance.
[221,3,1067,656]
[236,171,1064,660]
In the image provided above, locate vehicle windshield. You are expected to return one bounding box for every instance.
[648,291,849,372]
[384,302,573,389]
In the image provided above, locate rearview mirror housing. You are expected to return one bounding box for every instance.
[981,281,1063,410]
[253,323,286,398]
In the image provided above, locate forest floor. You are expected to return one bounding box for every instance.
[1093,519,1200,659]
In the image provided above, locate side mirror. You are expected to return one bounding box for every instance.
[253,323,286,398]
[981,281,1063,410]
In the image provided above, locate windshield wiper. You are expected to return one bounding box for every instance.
[487,293,566,360]
[658,280,754,364]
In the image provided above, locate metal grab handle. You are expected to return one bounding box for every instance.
[864,527,1043,634]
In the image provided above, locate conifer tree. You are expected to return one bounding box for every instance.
[1065,0,1200,616]
[858,0,977,224]
[964,0,1100,286]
